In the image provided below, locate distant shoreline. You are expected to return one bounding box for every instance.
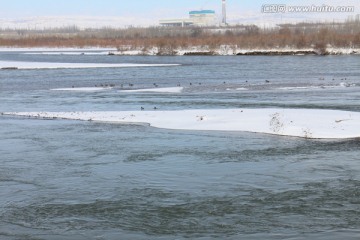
[1,20,359,56]
[1,46,359,56]
[108,46,360,56]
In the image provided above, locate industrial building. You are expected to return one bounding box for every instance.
[189,10,217,26]
[160,10,217,27]
[159,18,194,27]
[159,0,226,27]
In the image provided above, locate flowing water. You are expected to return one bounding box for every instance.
[0,51,360,239]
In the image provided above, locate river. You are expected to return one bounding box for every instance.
[0,51,360,239]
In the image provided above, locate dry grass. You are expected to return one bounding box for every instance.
[1,20,359,50]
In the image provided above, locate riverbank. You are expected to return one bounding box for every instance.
[2,19,359,56]
[109,46,360,56]
[1,46,359,56]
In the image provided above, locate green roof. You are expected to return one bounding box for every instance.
[189,10,215,15]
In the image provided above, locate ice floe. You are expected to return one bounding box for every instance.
[0,61,180,70]
[119,87,184,93]
[3,108,360,139]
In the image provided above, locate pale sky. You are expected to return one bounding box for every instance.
[0,0,358,28]
[0,0,255,17]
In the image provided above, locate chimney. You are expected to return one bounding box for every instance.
[222,0,227,25]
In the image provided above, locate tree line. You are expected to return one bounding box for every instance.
[0,20,359,52]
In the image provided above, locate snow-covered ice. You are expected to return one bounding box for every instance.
[119,87,184,93]
[0,47,116,52]
[3,108,360,139]
[0,61,180,69]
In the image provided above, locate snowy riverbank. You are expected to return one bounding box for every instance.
[1,46,359,56]
[0,61,180,70]
[109,46,360,56]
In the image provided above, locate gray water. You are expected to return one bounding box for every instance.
[0,52,360,239]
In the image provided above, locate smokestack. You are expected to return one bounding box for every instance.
[222,0,227,25]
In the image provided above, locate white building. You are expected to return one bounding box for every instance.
[160,10,217,27]
[189,10,217,26]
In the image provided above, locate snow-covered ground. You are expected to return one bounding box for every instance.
[3,108,360,139]
[1,46,358,56]
[23,51,110,56]
[0,61,180,70]
[0,47,116,52]
[109,46,360,56]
